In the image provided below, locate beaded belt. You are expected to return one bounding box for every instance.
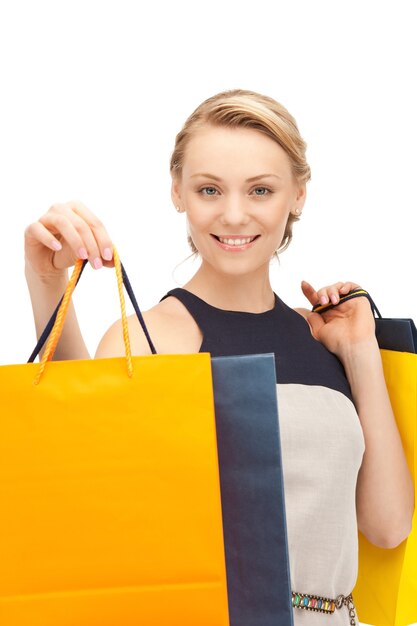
[292,590,357,625]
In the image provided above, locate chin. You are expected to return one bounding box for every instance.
[206,256,270,276]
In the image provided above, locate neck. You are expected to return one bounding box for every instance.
[182,260,275,313]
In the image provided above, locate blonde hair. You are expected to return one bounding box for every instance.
[170,88,311,256]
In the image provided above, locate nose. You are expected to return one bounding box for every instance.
[219,193,250,226]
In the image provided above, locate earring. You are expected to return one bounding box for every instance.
[176,205,181,212]
[294,208,301,216]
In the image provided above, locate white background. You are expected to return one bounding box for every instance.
[0,2,415,623]
[1,0,416,366]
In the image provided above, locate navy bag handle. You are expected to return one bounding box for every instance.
[28,259,157,362]
[312,288,417,354]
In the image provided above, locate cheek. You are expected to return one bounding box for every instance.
[186,204,213,229]
[263,210,290,231]
[186,214,213,241]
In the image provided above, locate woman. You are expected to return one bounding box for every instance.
[24,89,414,624]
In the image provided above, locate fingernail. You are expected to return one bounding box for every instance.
[93,257,103,270]
[331,294,339,304]
[52,240,62,251]
[320,296,328,305]
[78,247,88,260]
[103,247,113,261]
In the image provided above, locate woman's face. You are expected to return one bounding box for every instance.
[172,125,306,276]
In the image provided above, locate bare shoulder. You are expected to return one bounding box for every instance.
[94,295,203,359]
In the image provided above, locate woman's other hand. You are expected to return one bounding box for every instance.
[300,280,377,359]
[24,200,114,280]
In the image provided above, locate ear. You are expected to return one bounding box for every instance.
[171,176,182,209]
[293,183,307,214]
[297,184,307,207]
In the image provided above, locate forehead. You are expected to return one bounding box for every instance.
[182,125,292,177]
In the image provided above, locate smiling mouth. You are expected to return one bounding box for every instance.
[211,234,260,246]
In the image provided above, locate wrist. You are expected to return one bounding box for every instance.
[339,337,380,361]
[339,338,382,384]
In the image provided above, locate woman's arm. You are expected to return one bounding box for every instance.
[24,262,90,361]
[301,280,415,549]
[342,339,414,548]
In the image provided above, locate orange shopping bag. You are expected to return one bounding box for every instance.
[0,249,230,626]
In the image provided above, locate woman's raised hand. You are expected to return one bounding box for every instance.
[301,280,377,359]
[24,201,114,279]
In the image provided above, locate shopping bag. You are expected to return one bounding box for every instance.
[314,289,417,626]
[211,354,293,626]
[1,249,294,626]
[118,257,293,625]
[0,250,230,626]
[354,313,417,626]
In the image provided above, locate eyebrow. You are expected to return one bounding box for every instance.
[190,172,283,182]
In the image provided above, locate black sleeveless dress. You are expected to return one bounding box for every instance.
[159,288,366,626]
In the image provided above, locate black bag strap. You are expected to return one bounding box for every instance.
[312,288,416,353]
[312,287,382,318]
[28,259,157,362]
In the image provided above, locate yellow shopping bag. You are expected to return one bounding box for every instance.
[0,249,230,626]
[354,314,417,626]
[313,290,417,626]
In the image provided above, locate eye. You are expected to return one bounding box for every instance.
[199,186,219,196]
[253,187,271,196]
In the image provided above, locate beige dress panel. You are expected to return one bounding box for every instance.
[277,384,366,626]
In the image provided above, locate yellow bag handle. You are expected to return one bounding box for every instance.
[33,245,133,385]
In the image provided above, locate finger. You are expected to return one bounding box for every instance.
[315,282,345,306]
[325,282,361,305]
[321,282,363,307]
[301,280,319,306]
[25,221,63,252]
[44,203,113,270]
[339,281,361,295]
[61,208,107,269]
[68,201,114,263]
[39,211,96,266]
[339,282,352,294]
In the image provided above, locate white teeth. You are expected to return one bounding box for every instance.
[218,236,255,246]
